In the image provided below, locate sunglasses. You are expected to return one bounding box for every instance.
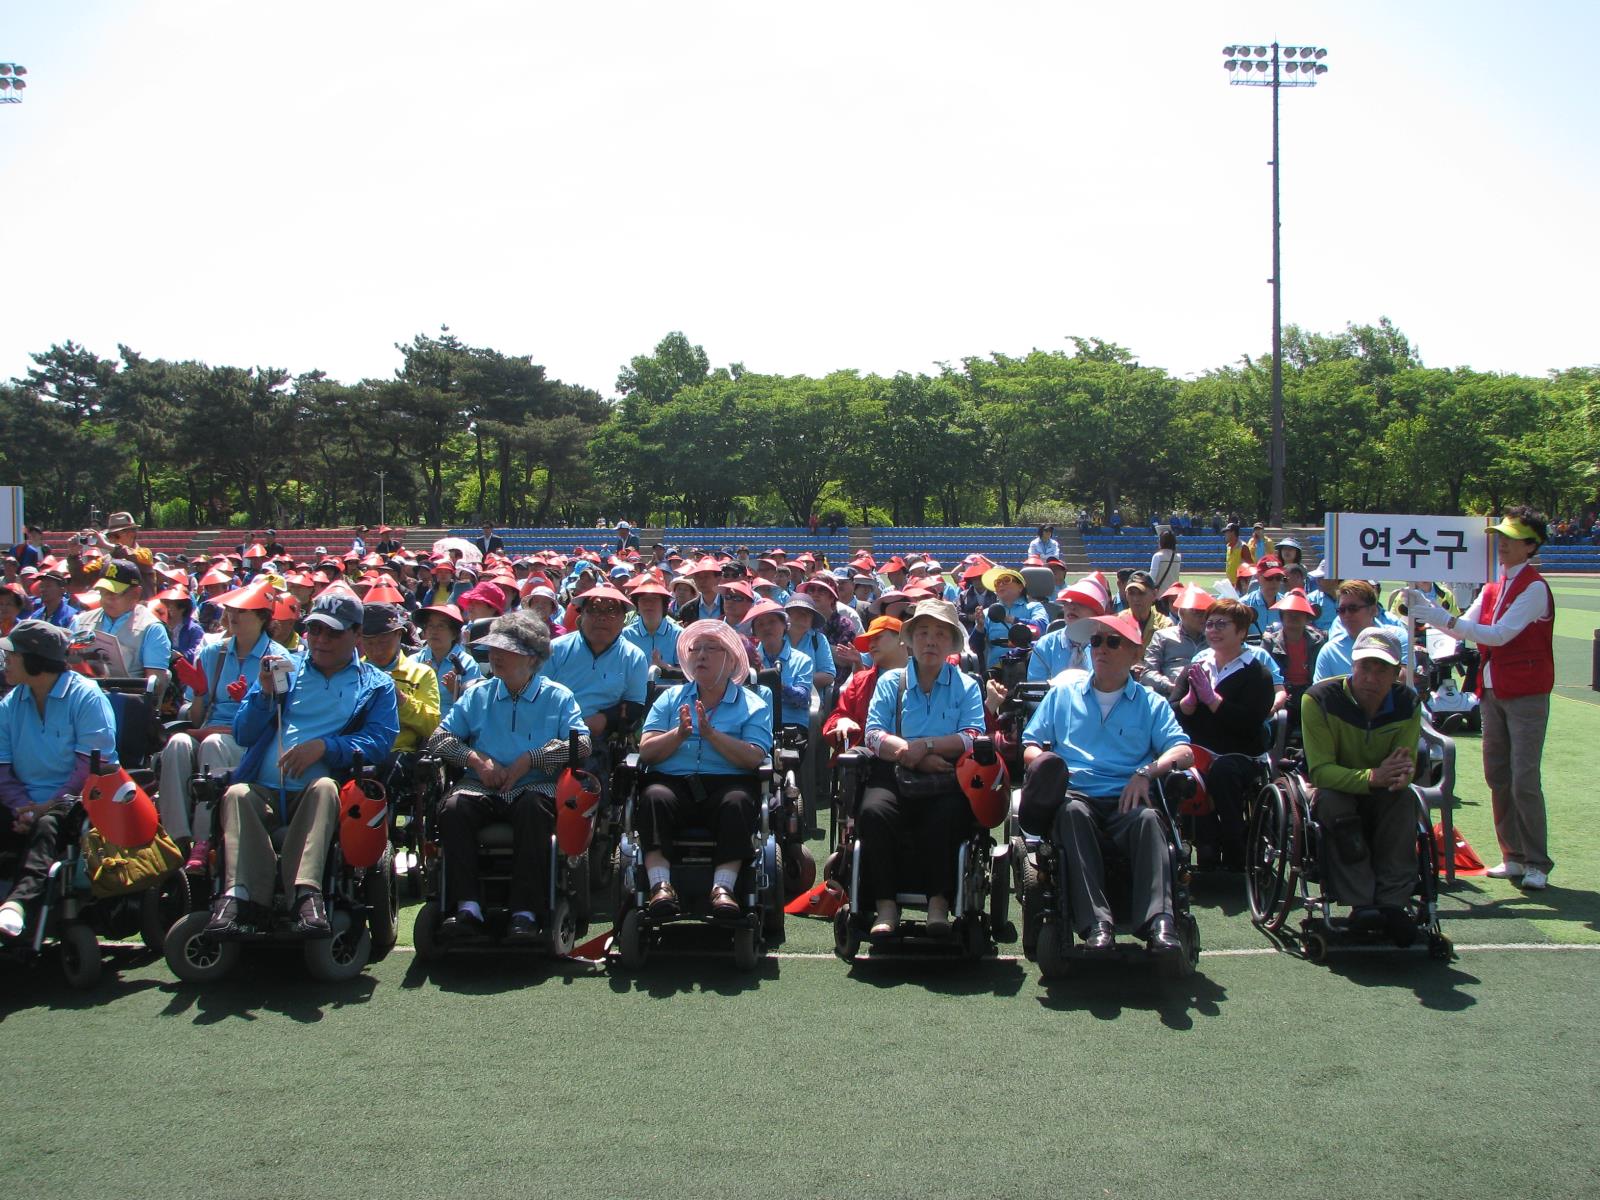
[1336,602,1373,615]
[305,623,354,639]
[1088,634,1126,649]
[584,603,625,616]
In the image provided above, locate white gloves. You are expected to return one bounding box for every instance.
[1402,588,1450,627]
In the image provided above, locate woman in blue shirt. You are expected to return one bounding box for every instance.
[1027,525,1061,561]
[620,578,682,669]
[860,599,985,940]
[637,619,774,921]
[747,600,814,728]
[981,567,1048,672]
[413,602,482,719]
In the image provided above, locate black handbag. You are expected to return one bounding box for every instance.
[892,670,962,799]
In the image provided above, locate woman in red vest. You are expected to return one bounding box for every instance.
[1404,509,1555,889]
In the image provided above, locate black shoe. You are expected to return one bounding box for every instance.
[440,909,486,940]
[1084,921,1115,953]
[1350,905,1383,933]
[504,913,540,943]
[1381,906,1417,948]
[204,896,240,938]
[1145,915,1181,956]
[293,891,331,938]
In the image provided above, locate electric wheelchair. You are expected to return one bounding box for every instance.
[609,671,787,972]
[163,753,399,983]
[410,732,596,962]
[1244,722,1454,961]
[1008,765,1200,980]
[826,741,1012,965]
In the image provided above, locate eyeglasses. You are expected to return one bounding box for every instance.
[686,643,728,657]
[1088,634,1126,649]
[1336,602,1373,615]
[1203,619,1237,631]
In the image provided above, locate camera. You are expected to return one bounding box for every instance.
[268,659,292,695]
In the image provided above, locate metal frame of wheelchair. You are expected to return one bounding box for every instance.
[609,671,789,972]
[1008,772,1200,981]
[826,747,1011,965]
[2,680,189,989]
[1244,722,1455,962]
[163,768,400,983]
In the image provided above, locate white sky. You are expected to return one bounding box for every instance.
[1,1,1596,396]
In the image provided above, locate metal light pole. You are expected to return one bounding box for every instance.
[376,469,387,528]
[0,62,27,106]
[1224,42,1328,526]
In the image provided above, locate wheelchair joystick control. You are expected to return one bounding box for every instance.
[972,737,996,767]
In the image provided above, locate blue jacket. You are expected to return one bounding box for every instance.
[231,650,399,789]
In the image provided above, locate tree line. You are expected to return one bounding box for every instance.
[1,320,1593,531]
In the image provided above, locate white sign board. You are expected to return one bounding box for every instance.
[1324,513,1496,584]
[0,487,21,547]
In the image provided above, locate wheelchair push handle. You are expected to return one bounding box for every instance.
[569,729,585,769]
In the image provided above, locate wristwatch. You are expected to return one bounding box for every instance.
[1134,765,1154,780]
[923,738,935,752]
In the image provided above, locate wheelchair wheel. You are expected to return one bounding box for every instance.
[59,922,102,990]
[303,910,372,982]
[412,901,444,963]
[1015,840,1044,960]
[549,897,577,957]
[139,870,191,952]
[1301,929,1329,962]
[1161,913,1200,980]
[832,909,861,963]
[365,848,399,962]
[615,908,648,970]
[731,926,758,971]
[1035,919,1069,980]
[164,910,240,983]
[763,847,786,939]
[569,852,592,929]
[960,916,990,961]
[1428,933,1453,961]
[782,843,817,901]
[589,833,614,892]
[1245,783,1294,931]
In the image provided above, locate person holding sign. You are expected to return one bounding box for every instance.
[1403,508,1555,890]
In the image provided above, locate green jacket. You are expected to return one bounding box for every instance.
[1300,676,1421,794]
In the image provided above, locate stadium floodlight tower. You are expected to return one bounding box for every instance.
[1223,41,1328,528]
[0,63,27,105]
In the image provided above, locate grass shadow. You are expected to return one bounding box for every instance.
[0,949,168,1022]
[1035,961,1228,1030]
[842,953,1028,997]
[156,953,378,1024]
[1321,951,1480,1011]
[398,949,602,994]
[1438,878,1600,937]
[1188,871,1249,918]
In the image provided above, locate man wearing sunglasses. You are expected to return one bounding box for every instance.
[1017,610,1194,957]
[1312,580,1411,684]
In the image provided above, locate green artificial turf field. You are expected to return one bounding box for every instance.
[3,580,1598,1200]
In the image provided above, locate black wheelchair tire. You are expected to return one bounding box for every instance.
[1035,919,1069,980]
[139,870,191,952]
[59,922,103,990]
[616,907,648,970]
[365,847,399,962]
[303,909,372,982]
[1016,841,1044,960]
[412,901,444,962]
[164,910,240,983]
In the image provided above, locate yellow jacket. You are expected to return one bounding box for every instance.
[372,650,442,751]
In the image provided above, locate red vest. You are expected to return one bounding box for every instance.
[1477,564,1554,699]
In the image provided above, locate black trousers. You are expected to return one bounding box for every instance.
[640,774,758,864]
[1200,754,1258,867]
[1,799,74,915]
[857,770,972,906]
[438,789,551,914]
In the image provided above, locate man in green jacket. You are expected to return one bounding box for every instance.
[1300,626,1422,940]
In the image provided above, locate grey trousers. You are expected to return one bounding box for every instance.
[1481,690,1552,873]
[158,731,243,842]
[1057,793,1171,935]
[220,779,341,902]
[1313,788,1416,908]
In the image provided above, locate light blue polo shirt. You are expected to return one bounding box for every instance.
[187,631,288,726]
[250,652,396,791]
[415,642,482,719]
[865,663,985,741]
[0,671,118,806]
[1028,628,1089,681]
[539,630,648,718]
[89,610,173,671]
[756,642,815,726]
[642,680,774,775]
[439,674,585,792]
[1022,672,1188,798]
[1312,620,1412,684]
[789,627,836,681]
[621,615,682,668]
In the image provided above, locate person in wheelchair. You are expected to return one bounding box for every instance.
[0,622,119,940]
[160,580,289,870]
[859,599,985,939]
[1171,598,1275,871]
[1018,610,1193,956]
[636,619,774,920]
[360,602,441,753]
[822,616,904,754]
[422,609,589,942]
[1301,627,1423,941]
[746,601,813,731]
[1025,574,1111,683]
[620,577,681,669]
[1141,584,1211,698]
[204,591,399,939]
[782,593,836,694]
[414,602,480,719]
[1259,589,1325,740]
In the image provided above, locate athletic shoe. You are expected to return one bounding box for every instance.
[1485,861,1525,880]
[183,839,211,873]
[1521,868,1549,890]
[0,900,25,939]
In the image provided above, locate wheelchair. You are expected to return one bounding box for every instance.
[163,755,400,983]
[1244,725,1454,962]
[827,744,1011,965]
[410,738,595,962]
[1008,768,1200,980]
[383,750,450,899]
[610,676,786,972]
[2,677,190,988]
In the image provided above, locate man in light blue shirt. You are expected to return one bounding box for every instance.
[1313,580,1411,684]
[0,621,118,938]
[1019,611,1193,957]
[69,559,171,693]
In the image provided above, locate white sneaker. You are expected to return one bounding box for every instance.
[1485,862,1525,880]
[1521,868,1549,890]
[0,901,24,938]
